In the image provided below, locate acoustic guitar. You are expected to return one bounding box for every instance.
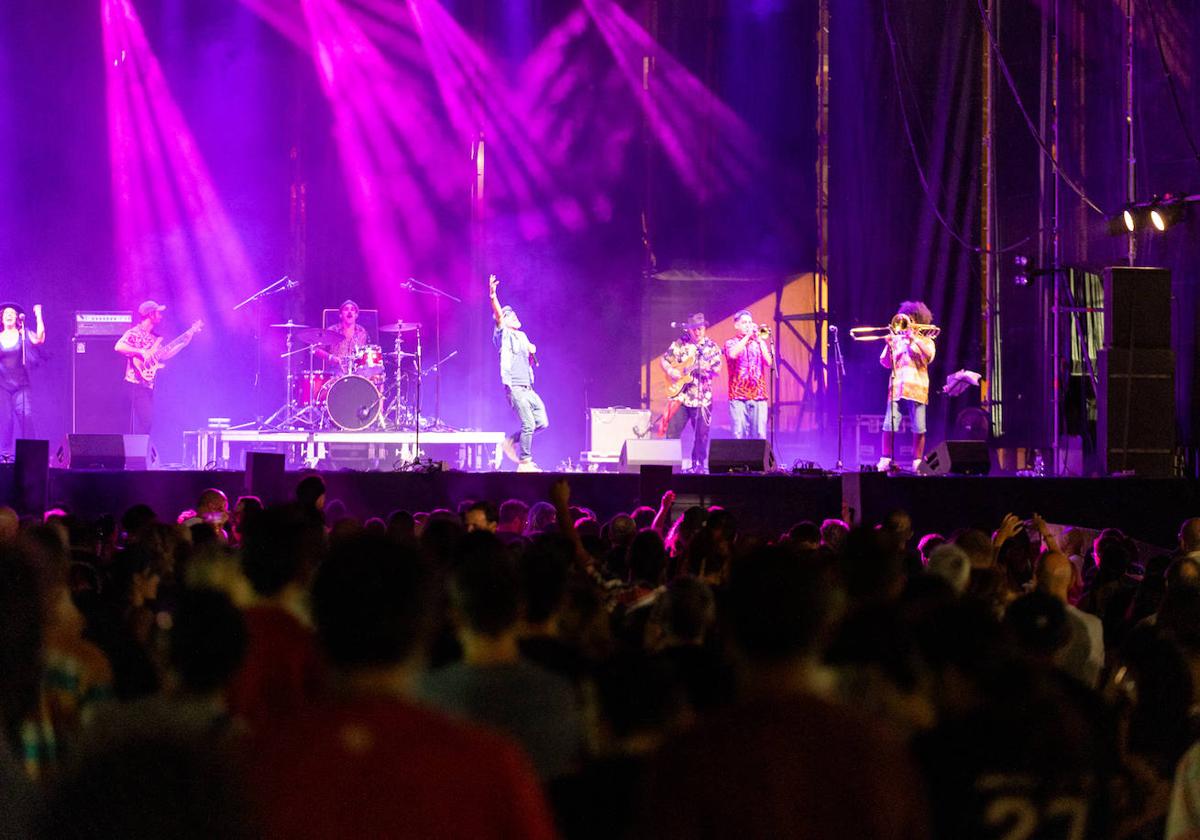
[131,320,204,385]
[663,345,698,400]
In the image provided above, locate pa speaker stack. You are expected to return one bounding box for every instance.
[1099,267,1175,476]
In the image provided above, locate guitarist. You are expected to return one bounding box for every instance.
[114,300,199,435]
[660,312,721,472]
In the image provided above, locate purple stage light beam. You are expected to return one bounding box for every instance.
[581,0,763,200]
[102,0,255,323]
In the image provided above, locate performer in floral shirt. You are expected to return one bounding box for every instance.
[660,312,722,472]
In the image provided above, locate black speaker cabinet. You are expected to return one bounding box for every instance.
[708,439,772,473]
[918,441,991,476]
[1098,348,1176,476]
[1103,266,1171,350]
[620,439,682,473]
[14,439,48,515]
[58,434,156,470]
[72,336,130,433]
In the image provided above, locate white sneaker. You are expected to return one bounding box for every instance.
[501,436,518,463]
[912,458,923,472]
[876,456,892,472]
[516,460,541,473]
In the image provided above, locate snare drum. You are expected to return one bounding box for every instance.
[291,370,330,406]
[321,374,382,431]
[353,344,385,377]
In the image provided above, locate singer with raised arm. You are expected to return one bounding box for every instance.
[878,300,936,472]
[661,313,722,472]
[724,310,773,440]
[0,302,45,457]
[489,274,548,472]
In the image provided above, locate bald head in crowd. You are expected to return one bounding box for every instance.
[1035,551,1074,601]
[1180,518,1200,556]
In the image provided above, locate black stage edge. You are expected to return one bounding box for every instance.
[0,466,1195,548]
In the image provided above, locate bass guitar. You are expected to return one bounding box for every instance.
[131,320,204,385]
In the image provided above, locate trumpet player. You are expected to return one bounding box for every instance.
[725,310,774,440]
[878,301,936,472]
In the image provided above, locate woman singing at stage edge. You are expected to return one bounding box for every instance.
[0,302,45,458]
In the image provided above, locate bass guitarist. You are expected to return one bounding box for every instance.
[114,300,203,435]
[660,312,721,472]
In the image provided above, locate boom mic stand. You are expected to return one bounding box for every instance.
[401,277,461,430]
[231,274,297,430]
[830,325,847,470]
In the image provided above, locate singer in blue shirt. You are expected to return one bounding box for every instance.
[489,274,548,472]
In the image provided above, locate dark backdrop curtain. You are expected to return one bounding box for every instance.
[830,0,984,442]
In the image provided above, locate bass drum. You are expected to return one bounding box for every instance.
[320,375,382,431]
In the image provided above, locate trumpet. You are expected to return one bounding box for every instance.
[849,314,941,341]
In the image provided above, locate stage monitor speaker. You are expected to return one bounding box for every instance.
[620,439,682,473]
[1103,266,1171,350]
[709,439,772,474]
[72,336,131,433]
[1098,348,1176,476]
[244,451,286,506]
[58,434,156,470]
[14,439,49,515]
[918,441,991,476]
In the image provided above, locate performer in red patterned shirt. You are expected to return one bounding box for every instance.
[878,301,936,472]
[724,310,774,439]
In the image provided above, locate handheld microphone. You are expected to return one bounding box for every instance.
[829,325,838,334]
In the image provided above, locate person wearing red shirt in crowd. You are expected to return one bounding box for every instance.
[226,506,326,734]
[251,533,556,840]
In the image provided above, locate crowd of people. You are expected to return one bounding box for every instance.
[2,473,1200,838]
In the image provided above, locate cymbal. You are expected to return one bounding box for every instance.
[296,327,342,346]
[379,321,421,333]
[269,320,310,329]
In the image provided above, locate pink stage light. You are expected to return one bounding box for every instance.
[298,0,464,297]
[581,0,763,200]
[102,0,254,323]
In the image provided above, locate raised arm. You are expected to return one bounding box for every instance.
[29,304,45,345]
[488,274,503,326]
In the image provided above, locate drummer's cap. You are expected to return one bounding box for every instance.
[340,299,359,314]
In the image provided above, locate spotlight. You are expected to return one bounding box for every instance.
[1149,195,1185,231]
[1107,204,1144,236]
[1123,207,1137,231]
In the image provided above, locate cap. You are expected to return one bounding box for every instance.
[339,299,360,313]
[138,300,166,318]
[0,303,25,317]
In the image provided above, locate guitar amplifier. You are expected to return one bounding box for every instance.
[74,311,133,337]
[588,407,653,459]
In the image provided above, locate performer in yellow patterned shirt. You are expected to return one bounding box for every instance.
[878,301,936,472]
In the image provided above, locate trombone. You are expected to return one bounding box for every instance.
[849,313,941,341]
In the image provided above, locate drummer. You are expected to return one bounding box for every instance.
[316,299,370,373]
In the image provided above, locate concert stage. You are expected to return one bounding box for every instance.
[3,466,1196,549]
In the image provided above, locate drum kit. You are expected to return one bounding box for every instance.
[265,319,424,431]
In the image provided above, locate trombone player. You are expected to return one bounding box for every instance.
[876,301,936,471]
[724,309,774,439]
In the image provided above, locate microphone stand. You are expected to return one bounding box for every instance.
[400,277,461,431]
[830,325,847,470]
[232,275,296,430]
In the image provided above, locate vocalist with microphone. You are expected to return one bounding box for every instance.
[489,274,548,472]
[724,310,773,440]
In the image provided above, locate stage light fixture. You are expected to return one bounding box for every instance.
[1149,195,1186,231]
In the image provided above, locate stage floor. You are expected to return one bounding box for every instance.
[4,466,1196,549]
